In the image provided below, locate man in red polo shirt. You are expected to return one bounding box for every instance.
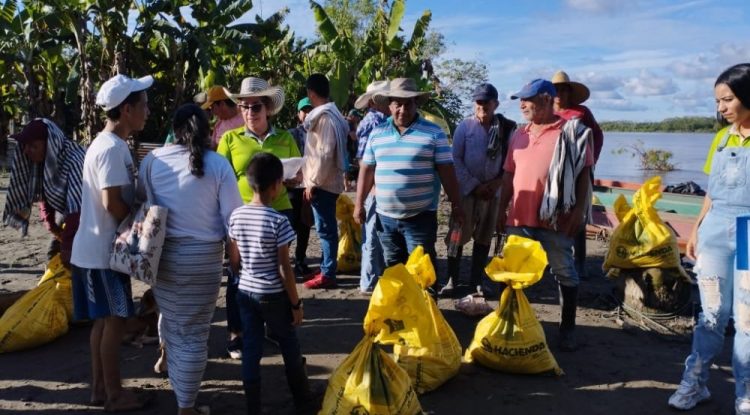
[496,79,594,352]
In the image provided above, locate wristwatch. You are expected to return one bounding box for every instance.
[291,299,303,310]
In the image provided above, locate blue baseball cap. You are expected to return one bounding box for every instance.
[471,83,499,101]
[510,79,557,100]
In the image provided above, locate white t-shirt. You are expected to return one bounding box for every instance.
[71,131,135,269]
[140,145,242,241]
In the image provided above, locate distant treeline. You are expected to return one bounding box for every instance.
[600,116,721,133]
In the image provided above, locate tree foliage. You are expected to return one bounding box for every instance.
[613,140,675,171]
[600,116,720,133]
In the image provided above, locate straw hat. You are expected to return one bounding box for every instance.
[551,71,590,105]
[354,80,389,109]
[372,78,430,107]
[201,85,231,109]
[224,77,285,115]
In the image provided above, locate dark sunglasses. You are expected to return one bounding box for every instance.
[239,103,264,113]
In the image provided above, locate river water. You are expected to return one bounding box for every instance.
[595,131,715,189]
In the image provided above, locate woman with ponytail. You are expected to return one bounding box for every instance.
[139,103,242,415]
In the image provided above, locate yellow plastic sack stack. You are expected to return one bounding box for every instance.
[319,275,423,415]
[602,176,689,278]
[366,247,462,393]
[464,235,563,375]
[0,255,73,353]
[336,194,362,273]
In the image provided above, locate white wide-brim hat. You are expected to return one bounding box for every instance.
[551,70,590,105]
[96,74,154,111]
[354,80,390,110]
[372,78,430,107]
[224,77,285,115]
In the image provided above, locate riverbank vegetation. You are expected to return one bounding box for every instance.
[600,116,720,133]
[612,140,675,171]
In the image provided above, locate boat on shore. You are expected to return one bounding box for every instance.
[589,179,704,254]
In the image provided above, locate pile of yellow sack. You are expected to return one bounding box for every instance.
[0,254,73,353]
[336,194,362,273]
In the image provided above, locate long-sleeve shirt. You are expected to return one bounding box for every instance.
[302,113,344,194]
[452,117,506,197]
[356,109,387,159]
[556,105,603,163]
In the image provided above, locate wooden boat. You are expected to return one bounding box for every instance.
[589,179,704,254]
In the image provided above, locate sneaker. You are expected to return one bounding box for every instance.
[303,273,337,289]
[295,263,315,279]
[226,337,242,360]
[668,380,711,410]
[737,398,750,415]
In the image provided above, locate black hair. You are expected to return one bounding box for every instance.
[305,73,329,99]
[172,103,209,177]
[222,99,237,108]
[105,90,145,120]
[715,63,750,125]
[246,152,283,192]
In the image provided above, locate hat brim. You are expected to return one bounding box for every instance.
[553,81,590,105]
[372,91,430,107]
[133,76,154,93]
[226,86,285,115]
[354,92,374,110]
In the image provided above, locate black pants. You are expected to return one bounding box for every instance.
[287,188,311,264]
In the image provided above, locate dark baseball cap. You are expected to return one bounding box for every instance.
[11,119,47,145]
[471,83,499,101]
[510,79,557,100]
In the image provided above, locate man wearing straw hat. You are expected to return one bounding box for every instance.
[352,80,389,294]
[551,71,604,281]
[301,73,351,290]
[202,85,244,150]
[497,78,594,352]
[355,78,464,287]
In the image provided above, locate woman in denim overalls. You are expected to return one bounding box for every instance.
[669,63,750,414]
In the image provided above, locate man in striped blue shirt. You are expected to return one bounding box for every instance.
[354,78,464,292]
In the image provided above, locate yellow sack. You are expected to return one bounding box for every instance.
[336,194,362,273]
[319,337,422,415]
[366,247,462,393]
[0,255,73,353]
[603,176,687,276]
[465,235,563,375]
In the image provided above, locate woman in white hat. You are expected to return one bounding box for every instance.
[215,77,301,359]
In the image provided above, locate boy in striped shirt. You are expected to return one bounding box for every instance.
[228,152,313,414]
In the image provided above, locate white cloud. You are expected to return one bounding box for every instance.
[623,70,678,96]
[589,98,647,112]
[565,0,632,14]
[670,55,716,80]
[671,90,714,111]
[578,72,624,91]
[718,43,750,66]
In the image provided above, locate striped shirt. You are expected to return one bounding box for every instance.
[228,205,296,294]
[363,116,453,219]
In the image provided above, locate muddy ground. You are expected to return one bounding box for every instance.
[0,172,736,414]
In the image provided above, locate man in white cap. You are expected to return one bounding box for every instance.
[71,73,152,411]
[355,78,464,295]
[352,80,389,293]
[496,79,593,352]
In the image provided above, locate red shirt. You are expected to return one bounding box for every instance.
[556,104,603,163]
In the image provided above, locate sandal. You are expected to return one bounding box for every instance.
[455,294,493,317]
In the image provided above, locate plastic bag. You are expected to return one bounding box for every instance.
[464,235,563,375]
[319,337,422,415]
[336,194,362,273]
[366,247,462,393]
[603,176,687,277]
[0,255,72,353]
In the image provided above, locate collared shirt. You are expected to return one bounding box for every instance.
[217,126,301,210]
[363,115,453,219]
[704,125,750,174]
[302,110,345,194]
[212,112,245,149]
[356,109,388,159]
[503,118,594,228]
[452,116,506,197]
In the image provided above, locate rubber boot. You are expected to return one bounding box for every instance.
[244,381,261,415]
[559,284,579,352]
[441,246,462,298]
[286,358,316,414]
[470,244,492,297]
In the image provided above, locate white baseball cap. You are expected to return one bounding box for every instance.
[96,74,154,111]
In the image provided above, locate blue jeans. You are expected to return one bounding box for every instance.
[225,269,241,334]
[360,194,385,291]
[680,207,750,401]
[311,189,339,279]
[506,226,578,287]
[236,290,306,386]
[376,210,437,268]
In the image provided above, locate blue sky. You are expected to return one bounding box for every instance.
[241,0,750,122]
